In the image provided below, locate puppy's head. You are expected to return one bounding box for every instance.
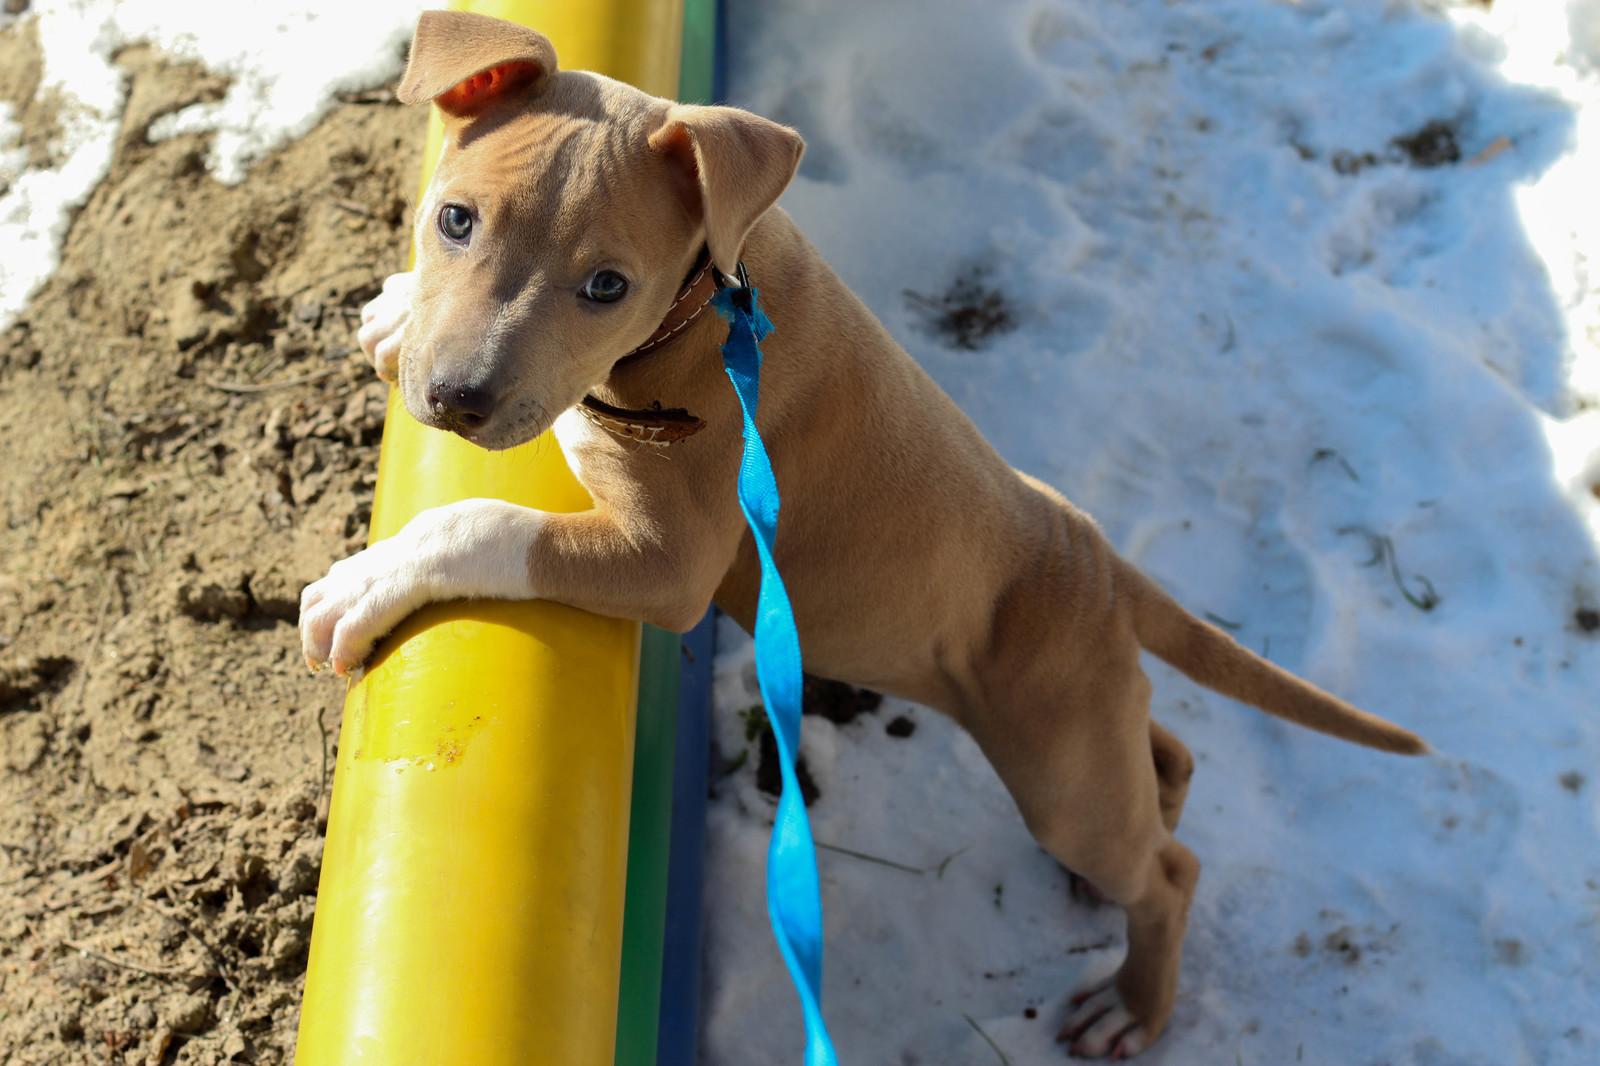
[393,11,804,450]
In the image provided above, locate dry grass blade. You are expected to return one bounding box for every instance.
[815,841,924,875]
[142,900,237,992]
[60,940,212,983]
[205,367,338,394]
[964,1014,1012,1065]
[1338,527,1439,611]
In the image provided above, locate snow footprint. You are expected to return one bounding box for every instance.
[1025,1,1117,75]
[1321,172,1441,280]
[1012,103,1115,186]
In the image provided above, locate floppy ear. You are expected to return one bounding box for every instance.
[648,106,805,278]
[397,11,557,118]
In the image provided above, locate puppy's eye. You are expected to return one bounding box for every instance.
[581,270,629,304]
[438,204,473,243]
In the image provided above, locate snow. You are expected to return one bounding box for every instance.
[4,0,1598,1063]
[702,0,1600,1063]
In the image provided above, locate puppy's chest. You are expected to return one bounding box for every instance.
[552,402,700,508]
[552,407,604,489]
[553,406,654,497]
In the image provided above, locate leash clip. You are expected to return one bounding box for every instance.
[715,261,755,313]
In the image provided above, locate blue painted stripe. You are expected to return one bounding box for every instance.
[655,611,716,1066]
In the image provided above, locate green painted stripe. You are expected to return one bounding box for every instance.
[617,4,719,1062]
[615,624,682,1066]
[679,0,718,104]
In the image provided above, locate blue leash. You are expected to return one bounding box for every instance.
[712,271,840,1066]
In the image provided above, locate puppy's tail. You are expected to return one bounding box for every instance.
[1123,566,1428,755]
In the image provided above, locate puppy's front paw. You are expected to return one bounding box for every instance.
[299,538,426,677]
[299,499,542,677]
[356,271,415,382]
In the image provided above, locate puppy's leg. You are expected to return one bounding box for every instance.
[301,498,721,675]
[987,659,1198,1059]
[1070,721,1194,901]
[1149,720,1194,833]
[1057,834,1199,1059]
[1047,668,1197,1058]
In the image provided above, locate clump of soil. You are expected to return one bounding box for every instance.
[904,266,1018,351]
[755,723,822,806]
[747,676,884,805]
[1,23,425,1066]
[1391,119,1461,168]
[1319,117,1464,176]
[802,674,882,725]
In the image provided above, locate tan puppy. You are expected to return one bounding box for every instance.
[300,12,1426,1058]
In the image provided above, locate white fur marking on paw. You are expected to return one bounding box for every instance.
[299,498,545,676]
[357,271,415,382]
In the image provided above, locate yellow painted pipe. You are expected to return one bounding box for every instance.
[293,3,684,1064]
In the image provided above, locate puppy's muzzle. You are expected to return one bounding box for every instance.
[426,375,496,434]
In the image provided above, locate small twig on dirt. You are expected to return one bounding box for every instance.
[964,1014,1012,1066]
[335,88,394,105]
[332,199,376,219]
[245,351,286,384]
[282,266,381,305]
[205,367,337,394]
[60,940,211,983]
[73,578,115,713]
[314,701,331,804]
[815,841,924,876]
[142,900,237,992]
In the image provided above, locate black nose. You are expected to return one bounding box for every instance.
[425,377,495,430]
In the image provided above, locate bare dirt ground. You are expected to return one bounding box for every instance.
[1,20,426,1065]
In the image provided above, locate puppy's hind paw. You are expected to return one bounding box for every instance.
[1066,869,1111,906]
[1057,984,1148,1059]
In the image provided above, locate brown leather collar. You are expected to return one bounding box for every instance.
[578,247,718,447]
[615,247,719,367]
[576,396,706,446]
